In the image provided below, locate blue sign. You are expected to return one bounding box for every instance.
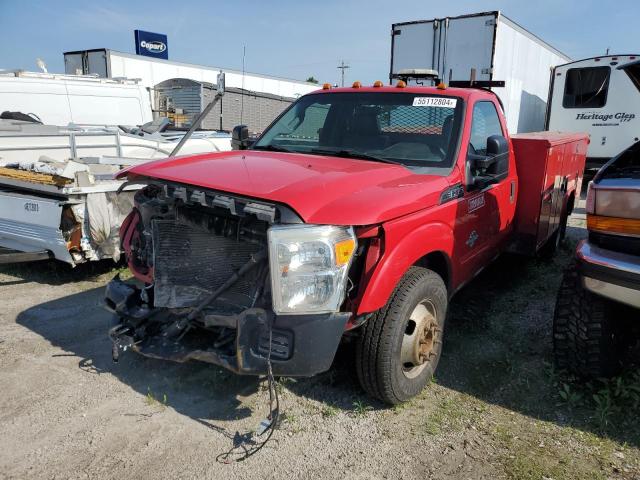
[134,30,168,60]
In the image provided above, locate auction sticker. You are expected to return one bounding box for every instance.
[412,97,457,108]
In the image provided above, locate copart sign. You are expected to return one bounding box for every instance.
[134,30,168,60]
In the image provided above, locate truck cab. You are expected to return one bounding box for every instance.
[106,81,584,404]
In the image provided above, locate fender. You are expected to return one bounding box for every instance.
[356,217,455,315]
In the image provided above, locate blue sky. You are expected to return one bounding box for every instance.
[1,0,638,84]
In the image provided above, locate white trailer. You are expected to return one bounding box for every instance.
[390,11,570,134]
[546,55,640,168]
[0,70,153,126]
[64,49,319,100]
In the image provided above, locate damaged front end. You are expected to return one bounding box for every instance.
[105,182,354,376]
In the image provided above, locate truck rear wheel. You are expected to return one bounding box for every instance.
[553,261,627,377]
[356,267,447,404]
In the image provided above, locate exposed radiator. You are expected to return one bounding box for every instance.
[152,219,262,309]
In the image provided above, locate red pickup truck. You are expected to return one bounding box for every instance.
[106,82,587,404]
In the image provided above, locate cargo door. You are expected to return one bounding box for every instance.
[440,13,496,83]
[391,13,497,84]
[390,20,439,80]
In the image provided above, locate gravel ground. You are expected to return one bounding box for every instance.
[1,202,639,480]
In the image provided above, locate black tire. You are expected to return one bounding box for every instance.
[553,261,627,377]
[356,267,447,404]
[541,208,569,258]
[558,205,569,242]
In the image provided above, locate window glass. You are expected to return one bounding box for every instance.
[563,66,610,108]
[622,62,640,93]
[469,101,503,155]
[254,92,464,174]
[267,102,331,142]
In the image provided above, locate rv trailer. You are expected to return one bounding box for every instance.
[546,55,640,169]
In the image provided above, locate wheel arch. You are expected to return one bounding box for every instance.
[356,221,455,315]
[413,251,452,294]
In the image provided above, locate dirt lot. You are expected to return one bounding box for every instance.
[1,207,639,480]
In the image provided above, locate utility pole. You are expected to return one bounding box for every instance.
[337,60,350,87]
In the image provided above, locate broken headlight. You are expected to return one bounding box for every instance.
[268,225,356,315]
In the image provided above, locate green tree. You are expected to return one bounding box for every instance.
[306,76,319,84]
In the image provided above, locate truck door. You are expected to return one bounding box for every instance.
[455,100,513,277]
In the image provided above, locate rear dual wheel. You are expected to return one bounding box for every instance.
[356,267,447,404]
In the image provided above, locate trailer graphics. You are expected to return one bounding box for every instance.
[575,112,636,123]
[547,55,640,168]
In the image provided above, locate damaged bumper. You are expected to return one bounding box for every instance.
[105,276,350,377]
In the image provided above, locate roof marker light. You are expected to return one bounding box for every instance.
[352,81,362,88]
[396,80,406,88]
[437,82,447,90]
[322,83,332,90]
[373,80,384,87]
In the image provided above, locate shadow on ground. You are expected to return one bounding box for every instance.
[0,258,123,286]
[15,223,639,448]
[16,287,260,425]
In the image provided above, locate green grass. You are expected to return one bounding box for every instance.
[145,387,168,408]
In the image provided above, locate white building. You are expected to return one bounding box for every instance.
[63,49,319,132]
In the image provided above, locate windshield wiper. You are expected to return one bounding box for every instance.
[252,144,296,154]
[310,148,401,165]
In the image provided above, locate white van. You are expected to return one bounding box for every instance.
[0,70,153,126]
[546,55,640,168]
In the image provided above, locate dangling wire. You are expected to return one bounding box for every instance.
[216,324,280,463]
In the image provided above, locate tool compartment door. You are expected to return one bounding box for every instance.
[511,132,588,255]
[536,145,562,247]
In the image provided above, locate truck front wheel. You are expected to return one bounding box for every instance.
[356,267,447,404]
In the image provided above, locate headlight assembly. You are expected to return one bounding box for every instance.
[268,225,356,315]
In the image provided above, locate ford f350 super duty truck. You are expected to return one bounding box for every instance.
[105,80,587,404]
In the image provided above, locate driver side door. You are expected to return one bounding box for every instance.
[453,100,508,279]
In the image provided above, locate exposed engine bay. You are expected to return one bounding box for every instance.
[105,181,353,376]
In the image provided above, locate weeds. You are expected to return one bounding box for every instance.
[321,403,338,418]
[352,400,373,417]
[558,383,583,409]
[145,387,168,408]
[554,369,640,433]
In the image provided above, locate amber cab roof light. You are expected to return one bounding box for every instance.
[322,83,332,90]
[373,80,384,88]
[352,81,362,88]
[396,80,407,88]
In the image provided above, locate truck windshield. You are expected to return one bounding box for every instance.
[254,92,464,173]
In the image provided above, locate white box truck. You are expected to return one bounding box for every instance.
[390,11,571,133]
[546,55,640,168]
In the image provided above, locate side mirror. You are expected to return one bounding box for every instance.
[466,134,509,189]
[231,125,250,150]
[486,134,509,159]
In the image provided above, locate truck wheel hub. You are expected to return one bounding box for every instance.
[400,300,439,379]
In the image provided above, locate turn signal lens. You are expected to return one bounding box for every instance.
[396,80,406,88]
[334,238,356,266]
[587,215,640,237]
[322,83,332,90]
[352,81,362,88]
[373,80,384,87]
